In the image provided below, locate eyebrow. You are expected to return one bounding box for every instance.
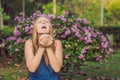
[38,19,49,22]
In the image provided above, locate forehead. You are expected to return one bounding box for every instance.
[37,17,50,21]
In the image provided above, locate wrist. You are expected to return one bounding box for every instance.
[46,47,52,51]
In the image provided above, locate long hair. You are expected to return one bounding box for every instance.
[32,17,54,65]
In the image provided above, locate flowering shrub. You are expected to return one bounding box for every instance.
[52,12,113,72]
[5,11,113,72]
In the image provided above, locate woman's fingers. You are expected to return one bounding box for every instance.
[39,34,54,48]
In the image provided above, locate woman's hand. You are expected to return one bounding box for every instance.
[39,34,54,48]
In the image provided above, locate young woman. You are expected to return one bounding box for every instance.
[24,16,63,80]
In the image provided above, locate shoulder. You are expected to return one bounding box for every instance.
[54,39,62,46]
[25,39,33,46]
[54,39,62,43]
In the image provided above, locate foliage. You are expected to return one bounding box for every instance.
[42,2,66,16]
[0,26,14,44]
[64,0,101,26]
[0,8,10,21]
[4,11,113,72]
[52,12,113,72]
[1,0,120,26]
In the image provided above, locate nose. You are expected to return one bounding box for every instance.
[42,20,46,23]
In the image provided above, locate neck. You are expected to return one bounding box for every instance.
[38,33,49,38]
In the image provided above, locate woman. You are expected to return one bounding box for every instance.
[24,16,63,80]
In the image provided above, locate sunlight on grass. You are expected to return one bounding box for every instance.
[0,50,120,80]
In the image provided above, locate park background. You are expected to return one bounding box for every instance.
[0,0,120,80]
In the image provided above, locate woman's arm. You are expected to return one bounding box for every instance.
[46,40,63,72]
[24,39,45,73]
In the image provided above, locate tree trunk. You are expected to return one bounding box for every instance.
[53,0,56,15]
[0,0,3,29]
[22,0,25,18]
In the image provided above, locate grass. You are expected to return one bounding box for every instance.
[71,50,120,80]
[0,50,120,80]
[0,63,28,80]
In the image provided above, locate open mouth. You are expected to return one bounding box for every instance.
[41,26,46,29]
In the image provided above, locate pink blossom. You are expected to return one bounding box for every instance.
[15,48,19,52]
[75,32,81,38]
[65,54,70,59]
[64,11,69,15]
[14,30,21,36]
[101,42,108,48]
[83,18,87,24]
[57,16,61,19]
[65,29,71,36]
[16,25,22,30]
[95,56,102,61]
[16,37,22,43]
[60,35,66,39]
[78,54,84,59]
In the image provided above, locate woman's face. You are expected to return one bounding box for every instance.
[36,17,51,34]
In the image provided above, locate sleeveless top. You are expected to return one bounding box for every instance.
[29,55,59,80]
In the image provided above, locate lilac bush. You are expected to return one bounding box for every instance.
[5,11,113,71]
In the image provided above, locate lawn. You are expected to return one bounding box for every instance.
[0,50,120,80]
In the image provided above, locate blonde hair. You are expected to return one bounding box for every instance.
[32,17,54,65]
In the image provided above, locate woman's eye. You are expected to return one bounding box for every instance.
[39,22,42,23]
[46,21,49,23]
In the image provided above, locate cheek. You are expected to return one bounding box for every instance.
[36,26,42,33]
[46,26,50,32]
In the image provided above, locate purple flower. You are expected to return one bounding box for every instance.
[64,11,69,15]
[25,26,30,33]
[65,54,70,59]
[82,27,89,33]
[86,32,92,37]
[101,35,107,42]
[15,48,19,52]
[95,56,102,61]
[85,39,92,44]
[75,32,81,38]
[16,25,22,30]
[79,36,84,40]
[78,54,84,59]
[7,37,16,41]
[2,39,5,43]
[76,18,82,21]
[14,30,21,36]
[93,33,97,38]
[48,14,55,19]
[84,37,92,44]
[57,16,61,19]
[16,37,22,43]
[57,23,60,26]
[61,17,67,22]
[83,18,87,24]
[14,16,19,21]
[60,35,66,39]
[58,32,62,35]
[81,46,90,54]
[65,29,71,36]
[81,48,87,54]
[101,42,108,48]
[71,24,78,32]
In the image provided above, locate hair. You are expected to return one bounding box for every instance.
[32,17,54,65]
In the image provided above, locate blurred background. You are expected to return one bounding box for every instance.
[0,0,120,80]
[0,0,120,26]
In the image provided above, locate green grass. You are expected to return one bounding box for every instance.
[71,50,120,80]
[0,50,120,80]
[0,64,28,80]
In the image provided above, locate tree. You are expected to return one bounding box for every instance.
[64,0,101,26]
[0,0,3,29]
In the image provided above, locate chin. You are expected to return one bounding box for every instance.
[39,32,49,34]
